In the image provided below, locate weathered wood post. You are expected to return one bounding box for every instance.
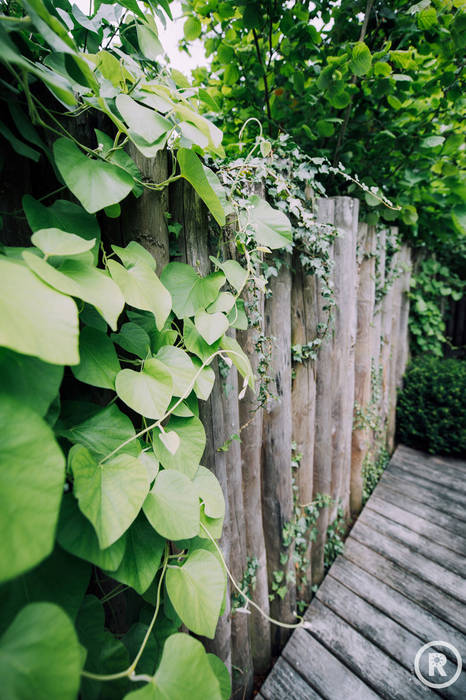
[331,197,358,518]
[312,198,335,585]
[350,224,376,517]
[380,228,398,448]
[263,254,296,652]
[396,245,412,387]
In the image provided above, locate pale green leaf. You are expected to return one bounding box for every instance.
[220,334,254,389]
[152,415,206,478]
[143,470,199,540]
[210,257,248,292]
[112,241,156,270]
[184,16,202,41]
[116,94,171,151]
[192,357,215,401]
[194,310,229,345]
[245,195,292,249]
[177,149,226,226]
[184,317,221,362]
[31,228,95,257]
[137,23,163,61]
[156,345,197,396]
[206,291,236,313]
[160,262,225,318]
[207,654,231,700]
[108,259,171,330]
[112,322,151,359]
[193,466,225,519]
[116,359,173,419]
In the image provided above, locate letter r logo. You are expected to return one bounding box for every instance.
[428,652,447,677]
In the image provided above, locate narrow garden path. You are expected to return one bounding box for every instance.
[260,445,466,699]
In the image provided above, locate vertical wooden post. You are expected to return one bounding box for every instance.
[263,254,296,653]
[350,224,376,517]
[370,229,386,372]
[237,284,272,674]
[312,198,335,585]
[396,245,412,387]
[291,254,317,602]
[331,197,358,518]
[380,229,398,448]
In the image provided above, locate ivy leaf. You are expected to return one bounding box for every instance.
[0,257,79,366]
[177,149,226,226]
[53,137,134,214]
[193,466,225,519]
[116,359,173,419]
[0,603,82,700]
[108,260,172,330]
[71,326,120,389]
[70,445,149,548]
[194,310,229,345]
[166,549,225,638]
[31,228,96,257]
[57,494,126,571]
[0,396,65,583]
[104,512,165,595]
[143,470,199,540]
[161,262,225,318]
[152,415,206,478]
[0,348,63,417]
[349,41,372,76]
[245,195,292,249]
[123,634,222,700]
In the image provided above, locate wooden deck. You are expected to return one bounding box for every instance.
[260,445,466,699]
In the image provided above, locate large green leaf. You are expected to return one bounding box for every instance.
[183,318,221,363]
[112,322,151,359]
[123,634,222,700]
[152,415,206,478]
[349,41,372,76]
[23,253,124,330]
[53,137,134,213]
[0,396,65,583]
[207,655,231,700]
[70,444,149,548]
[137,23,163,60]
[193,466,225,519]
[245,195,292,249]
[57,494,126,571]
[143,470,199,540]
[112,241,156,271]
[210,256,248,292]
[71,326,120,389]
[116,94,171,147]
[116,359,173,419]
[31,228,96,257]
[160,262,225,318]
[156,345,197,396]
[194,309,229,345]
[165,549,225,638]
[0,257,79,365]
[0,603,82,700]
[0,348,62,417]
[177,149,226,226]
[104,512,165,594]
[108,260,171,330]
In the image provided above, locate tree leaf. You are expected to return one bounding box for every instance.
[165,549,225,638]
[0,348,63,417]
[194,310,229,345]
[70,445,149,548]
[53,137,134,214]
[160,262,225,318]
[0,603,82,700]
[193,466,225,519]
[31,228,96,257]
[116,359,173,419]
[152,415,206,478]
[184,16,202,41]
[245,195,292,249]
[0,257,79,365]
[71,326,120,389]
[108,259,172,330]
[143,470,199,540]
[0,396,65,583]
[177,149,226,226]
[349,41,372,76]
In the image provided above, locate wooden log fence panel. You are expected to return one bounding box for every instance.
[387,246,403,453]
[395,244,412,388]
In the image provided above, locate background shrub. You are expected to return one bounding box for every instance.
[396,357,466,456]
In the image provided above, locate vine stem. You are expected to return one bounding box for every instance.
[199,523,309,631]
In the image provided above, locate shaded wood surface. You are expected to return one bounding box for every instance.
[260,446,466,698]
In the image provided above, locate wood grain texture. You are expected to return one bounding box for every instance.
[379,472,466,521]
[261,656,322,700]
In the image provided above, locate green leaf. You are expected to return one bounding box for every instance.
[57,494,126,571]
[194,310,229,345]
[152,415,206,478]
[349,41,372,76]
[227,300,248,330]
[166,549,225,637]
[224,63,240,85]
[421,135,445,148]
[207,291,235,313]
[23,253,125,330]
[316,119,335,137]
[53,137,134,214]
[70,444,149,548]
[31,227,96,257]
[112,322,151,359]
[220,334,254,389]
[193,466,225,519]
[123,633,222,700]
[177,149,226,226]
[0,396,65,583]
[116,359,173,419]
[156,345,197,396]
[108,260,172,330]
[104,512,165,594]
[184,317,221,363]
[122,623,158,677]
[0,257,79,365]
[112,241,156,271]
[0,603,81,700]
[210,257,248,292]
[116,94,171,154]
[137,23,163,60]
[245,195,292,249]
[184,16,202,41]
[143,470,199,540]
[192,358,215,400]
[373,60,392,76]
[160,262,225,318]
[418,6,437,29]
[207,654,232,700]
[71,326,120,389]
[0,348,62,417]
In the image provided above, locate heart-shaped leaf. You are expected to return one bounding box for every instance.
[210,257,248,292]
[159,430,181,455]
[31,227,96,257]
[143,470,199,540]
[108,260,171,330]
[194,310,229,345]
[152,415,206,478]
[161,262,225,319]
[193,466,225,519]
[116,359,173,420]
[156,345,197,397]
[245,195,292,249]
[71,326,120,389]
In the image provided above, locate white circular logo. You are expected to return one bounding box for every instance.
[414,641,462,689]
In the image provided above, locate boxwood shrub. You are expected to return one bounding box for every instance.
[396,357,466,456]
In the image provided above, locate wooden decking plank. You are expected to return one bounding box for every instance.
[304,599,429,699]
[316,575,466,699]
[261,657,322,700]
[282,628,377,700]
[343,538,466,633]
[373,482,466,539]
[396,446,466,475]
[329,555,466,660]
[387,465,466,508]
[367,494,466,556]
[390,454,466,494]
[359,508,466,577]
[351,519,466,603]
[378,472,466,521]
